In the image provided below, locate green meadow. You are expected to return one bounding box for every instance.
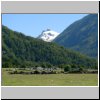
[2,68,98,86]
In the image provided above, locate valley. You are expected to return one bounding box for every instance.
[2,14,98,86]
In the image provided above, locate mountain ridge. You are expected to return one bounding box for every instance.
[54,14,98,58]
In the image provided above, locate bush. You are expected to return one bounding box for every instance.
[34,70,40,74]
[41,71,47,74]
[64,65,71,72]
[9,70,18,74]
[79,67,84,73]
[19,71,24,74]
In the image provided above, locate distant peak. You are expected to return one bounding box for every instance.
[38,29,59,42]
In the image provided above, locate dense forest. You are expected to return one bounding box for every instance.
[2,25,98,70]
[54,14,98,58]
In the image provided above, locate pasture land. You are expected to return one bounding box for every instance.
[2,68,98,86]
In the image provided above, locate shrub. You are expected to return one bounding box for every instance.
[41,71,47,74]
[64,65,71,72]
[34,70,40,74]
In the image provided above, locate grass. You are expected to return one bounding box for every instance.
[2,68,98,86]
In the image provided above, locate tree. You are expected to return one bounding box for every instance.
[79,66,84,73]
[64,65,71,72]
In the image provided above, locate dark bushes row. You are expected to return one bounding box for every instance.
[9,69,98,75]
[9,70,63,74]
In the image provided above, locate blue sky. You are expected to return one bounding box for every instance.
[2,14,87,38]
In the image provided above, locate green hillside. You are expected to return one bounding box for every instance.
[2,25,97,69]
[54,14,98,58]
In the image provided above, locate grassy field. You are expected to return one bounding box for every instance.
[2,68,98,86]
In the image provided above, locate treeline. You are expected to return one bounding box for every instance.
[7,66,98,75]
[2,25,98,69]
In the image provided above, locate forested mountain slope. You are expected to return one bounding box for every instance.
[54,14,98,58]
[2,25,97,69]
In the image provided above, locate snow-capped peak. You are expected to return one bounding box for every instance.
[38,29,59,42]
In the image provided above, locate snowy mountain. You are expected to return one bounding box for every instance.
[38,29,59,42]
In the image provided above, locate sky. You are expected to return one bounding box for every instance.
[2,14,88,38]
